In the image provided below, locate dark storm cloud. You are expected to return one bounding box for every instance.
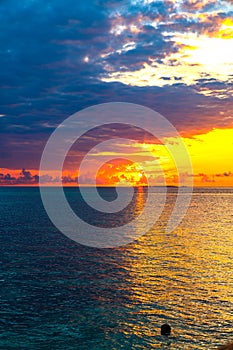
[1,80,232,170]
[0,0,112,168]
[0,168,67,185]
[0,168,39,185]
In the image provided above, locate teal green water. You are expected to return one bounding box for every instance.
[0,187,233,349]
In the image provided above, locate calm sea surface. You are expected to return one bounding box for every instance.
[0,187,233,349]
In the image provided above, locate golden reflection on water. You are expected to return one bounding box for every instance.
[117,188,233,349]
[134,186,147,214]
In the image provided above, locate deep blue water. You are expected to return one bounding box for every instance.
[0,187,233,349]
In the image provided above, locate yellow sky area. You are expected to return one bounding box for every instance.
[139,127,233,187]
[102,18,233,88]
[116,127,231,187]
[184,128,233,186]
[217,18,233,39]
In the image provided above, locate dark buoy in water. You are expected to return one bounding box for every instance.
[218,342,233,350]
[161,323,171,336]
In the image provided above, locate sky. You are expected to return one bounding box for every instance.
[0,0,233,186]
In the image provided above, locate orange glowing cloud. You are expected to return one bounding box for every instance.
[182,0,216,10]
[96,158,148,187]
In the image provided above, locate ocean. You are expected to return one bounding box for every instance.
[0,187,233,349]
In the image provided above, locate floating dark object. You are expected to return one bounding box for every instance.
[161,323,171,336]
[218,342,233,350]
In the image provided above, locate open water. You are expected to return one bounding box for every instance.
[0,187,233,349]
